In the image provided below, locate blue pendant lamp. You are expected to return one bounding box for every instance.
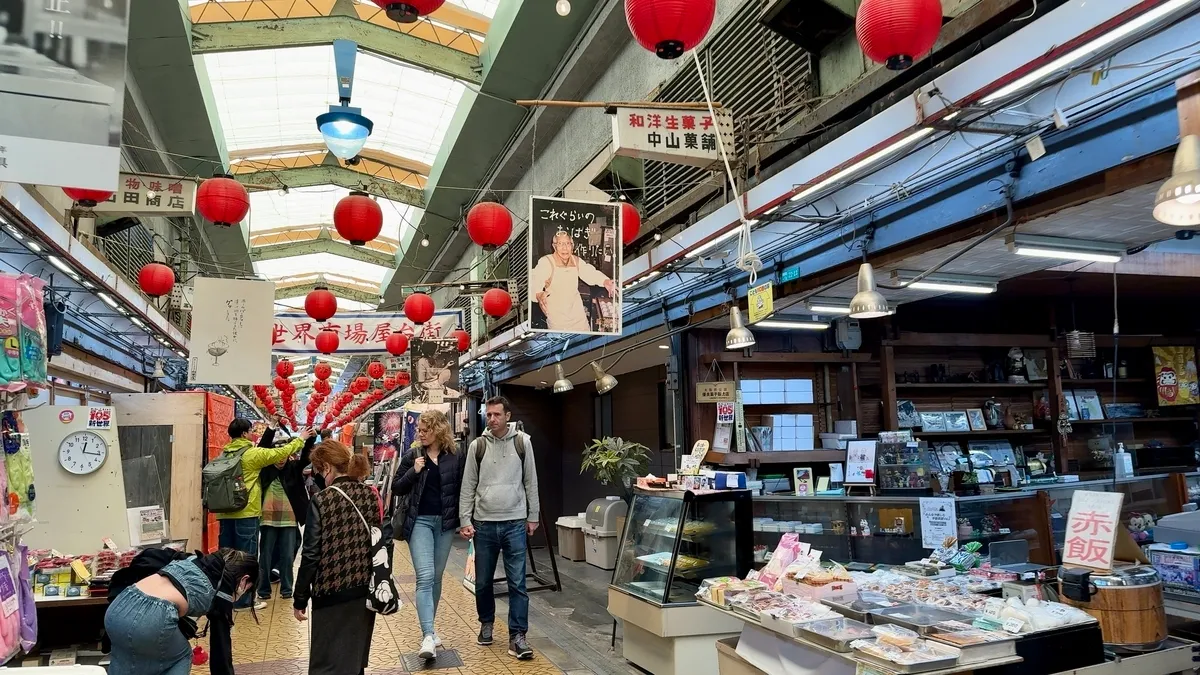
[317,39,374,162]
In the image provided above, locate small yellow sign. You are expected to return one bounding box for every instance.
[748,282,773,324]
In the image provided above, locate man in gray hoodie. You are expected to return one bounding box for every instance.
[459,395,540,660]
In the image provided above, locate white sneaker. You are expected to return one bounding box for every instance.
[418,635,437,660]
[432,633,442,648]
[235,601,267,612]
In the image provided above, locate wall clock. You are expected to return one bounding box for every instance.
[58,430,109,475]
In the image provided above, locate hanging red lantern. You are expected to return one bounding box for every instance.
[367,361,385,380]
[856,0,943,70]
[314,362,333,380]
[384,375,397,390]
[197,174,250,227]
[385,333,409,356]
[395,371,411,388]
[313,379,331,395]
[275,359,294,378]
[315,329,340,355]
[466,202,513,250]
[62,187,114,207]
[369,0,444,23]
[625,0,716,59]
[333,191,383,246]
[273,376,288,390]
[619,202,641,246]
[482,287,512,318]
[451,328,470,353]
[305,285,338,322]
[352,376,369,394]
[137,262,175,298]
[403,292,435,325]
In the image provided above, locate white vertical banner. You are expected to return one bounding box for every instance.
[189,278,276,385]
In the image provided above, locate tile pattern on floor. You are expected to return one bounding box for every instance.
[192,545,587,675]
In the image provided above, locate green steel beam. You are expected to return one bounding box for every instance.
[236,166,425,207]
[252,235,398,267]
[191,16,482,85]
[275,281,378,305]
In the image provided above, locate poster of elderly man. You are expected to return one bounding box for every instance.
[527,196,622,336]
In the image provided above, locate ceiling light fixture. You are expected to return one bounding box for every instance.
[47,256,76,276]
[981,0,1196,104]
[1154,134,1200,226]
[789,129,934,204]
[687,228,741,259]
[805,301,852,315]
[893,271,997,294]
[725,306,756,350]
[552,364,574,393]
[754,319,830,330]
[420,236,430,247]
[591,361,618,394]
[657,344,670,349]
[26,241,41,252]
[317,40,373,160]
[555,0,571,15]
[4,225,22,240]
[98,292,119,309]
[849,263,890,318]
[1006,233,1125,263]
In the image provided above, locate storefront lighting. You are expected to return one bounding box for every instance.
[4,225,22,240]
[789,129,933,204]
[508,336,525,348]
[755,319,830,330]
[591,361,618,394]
[316,105,374,161]
[1153,135,1200,226]
[552,364,574,393]
[849,263,890,319]
[687,228,741,258]
[806,301,852,315]
[47,256,78,279]
[1006,234,1124,263]
[98,292,120,309]
[175,350,186,358]
[26,241,41,252]
[657,344,670,349]
[893,271,997,294]
[725,306,756,350]
[981,0,1196,104]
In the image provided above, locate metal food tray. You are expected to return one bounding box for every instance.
[822,596,902,622]
[868,606,972,635]
[795,618,875,652]
[853,643,961,674]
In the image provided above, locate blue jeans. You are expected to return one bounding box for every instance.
[473,519,529,634]
[407,515,455,637]
[257,526,298,599]
[105,587,192,675]
[218,516,259,608]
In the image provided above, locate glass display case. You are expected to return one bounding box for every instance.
[877,441,934,493]
[612,488,753,606]
[1044,473,1188,559]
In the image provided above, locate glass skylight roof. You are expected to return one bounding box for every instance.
[256,253,391,285]
[247,185,421,240]
[349,0,501,19]
[276,296,377,312]
[204,46,464,166]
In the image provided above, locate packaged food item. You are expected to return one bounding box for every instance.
[796,617,874,651]
[872,623,920,647]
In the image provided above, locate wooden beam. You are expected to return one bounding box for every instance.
[701,351,874,365]
[882,333,1054,348]
[252,235,398,267]
[49,344,145,393]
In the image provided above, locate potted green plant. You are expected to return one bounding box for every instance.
[581,436,650,500]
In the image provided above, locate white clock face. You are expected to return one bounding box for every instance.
[59,431,109,475]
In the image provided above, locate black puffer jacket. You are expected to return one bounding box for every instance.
[391,444,466,541]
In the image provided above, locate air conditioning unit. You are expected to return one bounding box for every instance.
[760,0,855,54]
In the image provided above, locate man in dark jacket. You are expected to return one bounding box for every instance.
[255,421,316,600]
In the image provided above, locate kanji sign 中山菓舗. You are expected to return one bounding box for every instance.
[612,107,735,168]
[1062,490,1124,571]
[271,311,463,355]
[92,173,197,216]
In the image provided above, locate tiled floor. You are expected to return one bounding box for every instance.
[195,544,606,675]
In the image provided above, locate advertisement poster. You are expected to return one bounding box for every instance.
[1153,346,1199,406]
[527,196,621,335]
[0,0,130,190]
[844,440,877,485]
[189,278,275,386]
[919,497,957,549]
[748,282,773,324]
[272,310,462,355]
[373,411,404,462]
[411,338,460,404]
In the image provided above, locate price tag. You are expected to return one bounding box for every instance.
[1002,618,1024,634]
[983,603,1003,619]
[1043,603,1072,617]
[102,537,118,551]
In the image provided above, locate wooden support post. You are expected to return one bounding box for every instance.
[1048,346,1066,474]
[881,346,898,431]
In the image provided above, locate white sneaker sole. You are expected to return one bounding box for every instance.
[418,648,436,660]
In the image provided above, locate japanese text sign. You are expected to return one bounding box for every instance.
[271,311,462,355]
[696,380,736,403]
[189,278,276,386]
[748,282,773,324]
[87,406,113,430]
[1062,490,1124,571]
[92,173,197,215]
[612,107,735,168]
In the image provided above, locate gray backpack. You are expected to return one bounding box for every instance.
[202,448,250,513]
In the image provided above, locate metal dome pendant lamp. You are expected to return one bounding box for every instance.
[552,364,574,393]
[725,306,756,351]
[849,263,891,319]
[1153,134,1200,226]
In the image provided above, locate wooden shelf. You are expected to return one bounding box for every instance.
[1063,378,1150,385]
[914,429,1050,438]
[702,352,873,366]
[894,382,1045,390]
[705,450,846,465]
[1071,416,1195,424]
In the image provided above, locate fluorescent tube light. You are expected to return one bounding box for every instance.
[48,256,76,276]
[4,225,22,240]
[98,292,119,309]
[687,228,740,258]
[981,0,1197,104]
[26,241,41,252]
[754,320,830,330]
[789,128,934,204]
[908,281,996,294]
[806,302,852,315]
[1006,234,1124,263]
[895,271,997,294]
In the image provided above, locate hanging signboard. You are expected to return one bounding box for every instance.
[271,310,462,355]
[0,1,130,190]
[412,337,460,403]
[748,281,774,324]
[189,278,276,386]
[91,173,198,216]
[696,380,736,403]
[611,107,735,168]
[527,196,621,336]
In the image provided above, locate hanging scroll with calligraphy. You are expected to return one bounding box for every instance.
[189,278,276,386]
[528,196,622,336]
[611,106,735,168]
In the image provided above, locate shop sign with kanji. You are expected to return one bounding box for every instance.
[92,173,198,216]
[611,107,735,168]
[271,310,463,355]
[1062,490,1124,571]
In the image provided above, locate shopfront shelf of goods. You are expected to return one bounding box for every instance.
[893,382,1045,390]
[1062,378,1150,385]
[35,595,107,607]
[1070,417,1195,425]
[915,429,1049,438]
[705,450,846,465]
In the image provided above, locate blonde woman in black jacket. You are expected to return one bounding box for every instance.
[392,410,466,660]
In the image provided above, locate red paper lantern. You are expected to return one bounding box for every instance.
[369,0,444,23]
[451,328,470,353]
[197,174,250,227]
[275,359,294,378]
[395,371,411,387]
[62,187,114,207]
[314,362,333,380]
[403,293,435,325]
[352,376,370,394]
[367,361,385,380]
[856,0,943,70]
[273,376,288,390]
[305,286,337,322]
[333,191,383,246]
[466,202,512,249]
[137,262,175,298]
[315,329,340,355]
[619,202,641,246]
[385,333,409,356]
[384,375,397,390]
[482,288,512,318]
[625,0,716,59]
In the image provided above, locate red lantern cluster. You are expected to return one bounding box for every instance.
[367,361,385,380]
[856,0,943,70]
[253,385,277,416]
[395,371,411,388]
[275,359,294,378]
[137,262,175,298]
[482,288,512,318]
[451,328,470,353]
[625,0,716,60]
[370,0,445,23]
[314,362,332,381]
[333,191,383,246]
[619,202,641,246]
[197,174,250,227]
[62,187,114,207]
[403,292,435,325]
[305,286,338,322]
[352,376,370,394]
[316,329,340,355]
[466,202,513,250]
[386,333,409,356]
[313,379,331,395]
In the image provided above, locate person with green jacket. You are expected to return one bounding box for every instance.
[217,418,313,610]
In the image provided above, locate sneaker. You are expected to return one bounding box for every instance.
[418,635,437,660]
[477,623,494,646]
[236,601,268,612]
[508,632,534,660]
[432,633,442,648]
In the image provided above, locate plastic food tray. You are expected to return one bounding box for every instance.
[796,617,875,652]
[927,629,1017,665]
[853,640,961,674]
[869,605,973,634]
